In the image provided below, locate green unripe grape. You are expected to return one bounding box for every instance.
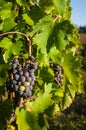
[19,85,25,91]
[25,81,30,87]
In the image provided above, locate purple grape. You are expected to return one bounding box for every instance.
[25,87,32,96]
[18,70,23,76]
[54,64,61,71]
[14,85,19,91]
[32,62,38,69]
[24,71,29,77]
[26,77,32,82]
[17,66,22,71]
[30,80,34,86]
[14,74,20,80]
[13,58,19,64]
[13,69,17,74]
[25,63,31,69]
[29,55,35,61]
[29,85,33,90]
[12,63,17,69]
[20,76,26,82]
[29,72,34,78]
[19,91,23,96]
[21,82,26,86]
[12,80,17,85]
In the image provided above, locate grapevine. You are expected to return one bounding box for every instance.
[0,0,84,130]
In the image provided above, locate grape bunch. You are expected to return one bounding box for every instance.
[5,56,38,105]
[50,63,63,87]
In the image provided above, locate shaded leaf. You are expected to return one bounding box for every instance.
[0,100,14,130]
[30,5,44,22]
[0,64,9,85]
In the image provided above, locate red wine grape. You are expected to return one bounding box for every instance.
[5,56,38,106]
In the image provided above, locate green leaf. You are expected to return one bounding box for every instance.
[55,30,68,51]
[0,100,14,130]
[53,0,69,16]
[30,16,54,53]
[16,0,30,10]
[0,64,8,85]
[0,2,12,11]
[1,18,16,32]
[11,40,23,55]
[22,13,34,26]
[27,83,53,114]
[38,66,54,84]
[0,38,23,62]
[62,52,81,90]
[16,108,31,130]
[29,5,44,22]
[49,46,61,64]
[0,9,12,20]
[39,0,54,14]
[38,53,49,67]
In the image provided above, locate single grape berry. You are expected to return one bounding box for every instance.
[12,63,17,69]
[32,62,38,69]
[14,74,20,80]
[29,55,35,61]
[19,85,25,92]
[13,69,17,74]
[14,85,19,91]
[18,70,23,76]
[13,58,19,64]
[20,76,26,82]
[12,80,17,85]
[24,71,29,77]
[25,81,30,87]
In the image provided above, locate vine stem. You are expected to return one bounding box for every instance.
[0,31,32,56]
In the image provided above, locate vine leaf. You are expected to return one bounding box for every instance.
[62,52,81,90]
[16,0,30,10]
[49,46,61,64]
[53,0,69,16]
[0,38,23,62]
[0,2,17,32]
[26,83,53,114]
[0,64,9,85]
[16,108,31,130]
[30,16,54,53]
[1,18,16,32]
[0,100,14,130]
[22,13,34,26]
[39,0,54,14]
[55,30,68,51]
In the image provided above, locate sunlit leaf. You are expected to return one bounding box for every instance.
[30,16,54,53]
[0,38,23,62]
[22,13,34,26]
